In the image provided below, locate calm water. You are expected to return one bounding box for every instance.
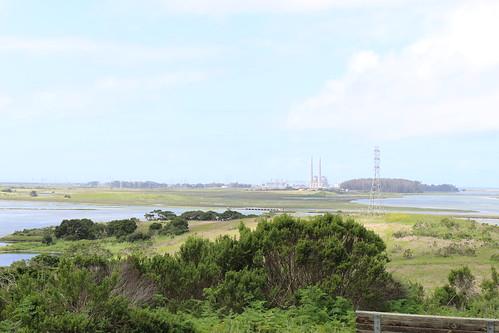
[0,201,264,266]
[0,200,261,237]
[354,191,499,225]
[0,253,37,267]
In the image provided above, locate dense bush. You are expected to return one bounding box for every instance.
[403,218,498,243]
[141,214,401,311]
[107,218,138,237]
[0,250,194,332]
[436,242,476,257]
[159,217,189,236]
[127,232,152,242]
[403,249,414,259]
[149,222,163,231]
[55,219,96,240]
[54,218,139,241]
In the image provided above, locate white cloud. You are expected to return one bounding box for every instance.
[0,36,219,63]
[156,0,421,14]
[287,0,499,139]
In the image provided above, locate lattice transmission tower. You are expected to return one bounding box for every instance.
[368,146,383,214]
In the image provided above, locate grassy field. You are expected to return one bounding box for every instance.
[356,213,499,288]
[0,187,367,210]
[2,213,497,291]
[0,186,470,215]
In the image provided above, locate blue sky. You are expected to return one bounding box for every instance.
[1,0,499,187]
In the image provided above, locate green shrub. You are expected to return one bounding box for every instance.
[42,234,54,245]
[149,222,163,231]
[436,242,476,257]
[55,219,96,240]
[126,232,151,242]
[160,217,189,236]
[411,218,498,243]
[107,218,138,238]
[403,249,414,259]
[140,214,401,311]
[205,268,266,313]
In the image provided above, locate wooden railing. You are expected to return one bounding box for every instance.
[356,311,498,333]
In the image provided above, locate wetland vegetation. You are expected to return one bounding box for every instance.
[0,213,497,332]
[0,189,498,331]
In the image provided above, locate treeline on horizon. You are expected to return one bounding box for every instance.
[85,181,253,189]
[341,178,459,193]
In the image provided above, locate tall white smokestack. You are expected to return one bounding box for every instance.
[319,157,322,188]
[310,157,314,188]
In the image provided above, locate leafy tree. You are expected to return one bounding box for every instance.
[180,210,218,221]
[107,218,138,238]
[145,210,177,221]
[179,210,248,221]
[219,210,245,221]
[250,214,401,308]
[55,219,96,240]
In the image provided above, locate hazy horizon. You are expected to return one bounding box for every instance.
[2,1,499,187]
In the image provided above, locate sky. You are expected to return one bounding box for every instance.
[1,0,499,187]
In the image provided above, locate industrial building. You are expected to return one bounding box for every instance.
[309,157,329,189]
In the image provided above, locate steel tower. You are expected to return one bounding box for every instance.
[368,146,383,214]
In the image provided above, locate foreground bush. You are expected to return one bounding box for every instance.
[140,214,402,310]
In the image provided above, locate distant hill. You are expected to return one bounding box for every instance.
[340,178,459,193]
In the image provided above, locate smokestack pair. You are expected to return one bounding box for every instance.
[310,157,322,189]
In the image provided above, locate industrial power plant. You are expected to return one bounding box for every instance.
[309,157,329,189]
